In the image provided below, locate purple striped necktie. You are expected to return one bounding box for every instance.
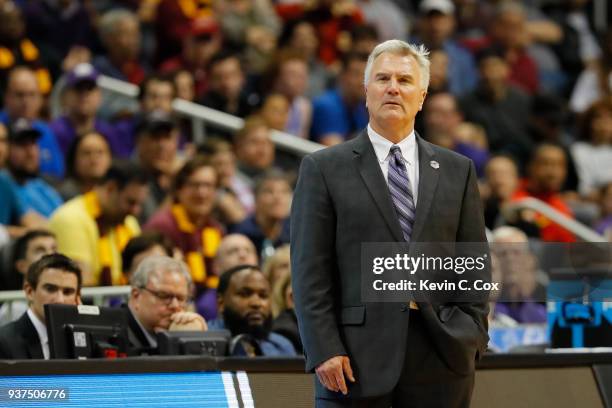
[388,145,416,242]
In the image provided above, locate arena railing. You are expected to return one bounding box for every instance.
[503,197,606,242]
[97,75,324,155]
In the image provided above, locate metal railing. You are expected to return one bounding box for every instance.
[503,197,606,242]
[97,75,323,155]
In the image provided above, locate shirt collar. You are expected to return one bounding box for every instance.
[27,308,48,345]
[367,124,416,165]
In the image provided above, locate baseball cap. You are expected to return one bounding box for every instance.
[136,111,177,136]
[66,63,99,88]
[8,118,42,144]
[419,0,455,15]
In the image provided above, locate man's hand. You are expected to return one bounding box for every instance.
[315,356,355,395]
[166,312,208,332]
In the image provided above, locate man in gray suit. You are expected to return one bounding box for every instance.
[291,40,490,407]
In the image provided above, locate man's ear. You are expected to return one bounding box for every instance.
[15,259,27,275]
[23,281,34,304]
[130,287,141,308]
[419,90,428,111]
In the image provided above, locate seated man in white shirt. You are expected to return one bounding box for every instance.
[0,253,81,359]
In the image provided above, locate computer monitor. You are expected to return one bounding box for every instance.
[45,304,130,359]
[547,267,612,348]
[157,330,231,356]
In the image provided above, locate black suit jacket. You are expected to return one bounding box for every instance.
[290,131,490,398]
[0,312,44,359]
[124,304,158,356]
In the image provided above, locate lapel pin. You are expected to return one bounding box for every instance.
[430,160,439,169]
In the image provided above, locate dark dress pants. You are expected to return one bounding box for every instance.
[316,309,475,408]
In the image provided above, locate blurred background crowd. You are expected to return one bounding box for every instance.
[0,0,610,354]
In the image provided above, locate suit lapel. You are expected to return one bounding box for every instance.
[352,132,405,242]
[411,134,439,241]
[17,313,44,359]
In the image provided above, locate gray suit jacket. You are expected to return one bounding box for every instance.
[290,131,490,398]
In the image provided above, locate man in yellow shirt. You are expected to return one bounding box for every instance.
[49,162,149,286]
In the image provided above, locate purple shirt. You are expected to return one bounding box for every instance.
[49,116,125,157]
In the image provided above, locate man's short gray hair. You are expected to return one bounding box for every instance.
[364,40,431,90]
[130,255,192,290]
[98,9,137,42]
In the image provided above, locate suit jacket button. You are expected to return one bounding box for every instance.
[400,304,408,312]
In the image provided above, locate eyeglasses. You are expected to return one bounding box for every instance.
[139,287,190,306]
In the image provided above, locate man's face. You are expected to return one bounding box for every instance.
[215,235,258,274]
[429,49,449,90]
[142,81,174,113]
[486,157,519,200]
[74,133,111,181]
[176,166,217,219]
[107,17,140,61]
[65,83,101,118]
[420,12,455,48]
[424,93,462,136]
[104,182,149,223]
[210,150,236,188]
[16,236,57,275]
[289,22,318,57]
[9,139,40,177]
[137,130,179,175]
[4,70,43,120]
[529,146,567,193]
[341,59,367,103]
[209,58,244,101]
[479,56,509,90]
[25,268,79,322]
[174,71,195,102]
[278,59,308,99]
[130,270,189,332]
[0,3,25,42]
[365,52,427,134]
[235,126,275,170]
[256,179,292,221]
[492,11,526,49]
[220,269,272,339]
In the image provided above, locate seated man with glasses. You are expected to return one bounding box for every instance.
[126,255,207,355]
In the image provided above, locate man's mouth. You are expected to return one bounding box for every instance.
[246,312,264,323]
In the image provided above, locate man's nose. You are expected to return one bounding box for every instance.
[248,295,264,309]
[55,292,66,304]
[168,296,182,310]
[386,77,400,93]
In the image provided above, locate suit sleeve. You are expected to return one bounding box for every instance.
[290,155,346,372]
[456,160,490,356]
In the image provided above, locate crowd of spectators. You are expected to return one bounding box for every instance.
[0,0,610,356]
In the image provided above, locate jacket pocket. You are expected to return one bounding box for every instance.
[340,305,365,325]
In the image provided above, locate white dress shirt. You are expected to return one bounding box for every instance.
[367,124,419,206]
[27,308,49,359]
